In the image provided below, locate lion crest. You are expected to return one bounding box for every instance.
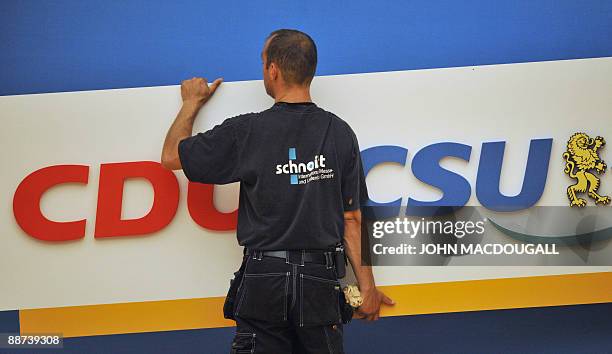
[562,133,610,207]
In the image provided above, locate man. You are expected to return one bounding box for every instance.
[161,29,393,354]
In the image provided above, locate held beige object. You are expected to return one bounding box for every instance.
[342,284,363,308]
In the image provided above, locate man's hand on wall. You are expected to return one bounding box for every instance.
[160,76,223,170]
[356,287,395,321]
[181,77,223,107]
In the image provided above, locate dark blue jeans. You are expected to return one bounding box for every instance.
[229,252,345,354]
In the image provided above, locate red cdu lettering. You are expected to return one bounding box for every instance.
[94,161,179,238]
[13,165,89,242]
[187,183,237,231]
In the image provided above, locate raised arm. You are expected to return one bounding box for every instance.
[161,77,222,170]
[343,208,394,321]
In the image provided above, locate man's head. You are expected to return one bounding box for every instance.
[262,29,317,98]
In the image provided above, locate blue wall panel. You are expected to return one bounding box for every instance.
[1,303,610,353]
[1,0,612,95]
[0,310,19,333]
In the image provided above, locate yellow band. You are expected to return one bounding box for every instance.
[19,272,612,338]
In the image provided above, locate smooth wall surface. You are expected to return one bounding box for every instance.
[2,58,612,311]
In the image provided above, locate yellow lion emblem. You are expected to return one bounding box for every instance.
[563,133,610,207]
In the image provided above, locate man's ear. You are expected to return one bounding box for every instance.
[269,62,278,81]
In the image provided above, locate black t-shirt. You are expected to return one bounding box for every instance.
[178,101,369,251]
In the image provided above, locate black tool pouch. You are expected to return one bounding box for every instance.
[334,243,347,279]
[339,290,354,324]
[223,257,247,320]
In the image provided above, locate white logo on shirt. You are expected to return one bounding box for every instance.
[275,147,335,185]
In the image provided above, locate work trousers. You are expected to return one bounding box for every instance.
[229,252,345,354]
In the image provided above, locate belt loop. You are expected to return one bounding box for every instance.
[284,250,289,264]
[299,250,305,267]
[325,252,332,269]
[252,250,262,260]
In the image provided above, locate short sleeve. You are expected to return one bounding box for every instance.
[341,128,369,211]
[178,118,240,184]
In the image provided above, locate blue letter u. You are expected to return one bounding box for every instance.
[476,138,552,211]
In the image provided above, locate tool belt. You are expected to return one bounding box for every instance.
[224,244,349,321]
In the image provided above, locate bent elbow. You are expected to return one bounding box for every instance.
[161,154,180,170]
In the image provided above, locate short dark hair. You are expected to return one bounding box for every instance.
[265,29,317,85]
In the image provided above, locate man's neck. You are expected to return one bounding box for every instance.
[274,86,312,103]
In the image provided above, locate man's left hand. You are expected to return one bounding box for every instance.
[355,287,395,321]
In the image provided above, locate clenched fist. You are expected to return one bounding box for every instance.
[181,76,223,106]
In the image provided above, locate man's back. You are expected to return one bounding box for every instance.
[178,101,367,251]
[163,28,392,354]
